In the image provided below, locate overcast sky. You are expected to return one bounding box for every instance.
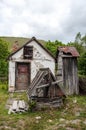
[0,0,86,43]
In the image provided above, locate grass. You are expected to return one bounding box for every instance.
[0,83,86,130]
[0,36,46,50]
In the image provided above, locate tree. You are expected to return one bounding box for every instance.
[45,40,65,56]
[0,39,9,77]
[67,32,86,75]
[75,32,81,44]
[81,34,86,46]
[78,51,86,75]
[67,32,85,55]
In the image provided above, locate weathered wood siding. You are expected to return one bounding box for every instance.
[63,57,79,95]
[56,52,63,88]
[57,52,63,76]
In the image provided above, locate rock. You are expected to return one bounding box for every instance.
[71,119,81,124]
[8,100,28,114]
[65,120,70,124]
[75,112,80,116]
[18,100,26,109]
[48,119,53,123]
[59,118,65,122]
[59,124,65,127]
[83,120,86,125]
[66,127,75,130]
[35,116,41,120]
[11,100,18,111]
[35,120,39,123]
[8,105,17,114]
[73,98,77,103]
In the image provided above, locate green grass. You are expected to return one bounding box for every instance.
[0,36,46,50]
[0,83,86,130]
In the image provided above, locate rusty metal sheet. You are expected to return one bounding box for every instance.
[58,47,80,57]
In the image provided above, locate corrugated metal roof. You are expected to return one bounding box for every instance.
[58,47,80,57]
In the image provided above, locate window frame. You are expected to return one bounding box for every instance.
[23,45,33,60]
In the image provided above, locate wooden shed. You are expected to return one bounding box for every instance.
[8,37,55,92]
[56,47,80,95]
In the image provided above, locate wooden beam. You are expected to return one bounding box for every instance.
[52,80,63,85]
[36,80,63,89]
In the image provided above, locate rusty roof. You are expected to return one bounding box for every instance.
[58,46,80,57]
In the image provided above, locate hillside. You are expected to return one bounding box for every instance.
[0,36,46,50]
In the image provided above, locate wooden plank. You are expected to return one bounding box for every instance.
[27,68,65,99]
[62,55,73,57]
[36,80,63,89]
[28,71,48,97]
[52,80,63,85]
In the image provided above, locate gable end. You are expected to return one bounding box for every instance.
[8,37,55,60]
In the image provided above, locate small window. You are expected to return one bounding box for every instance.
[24,46,33,59]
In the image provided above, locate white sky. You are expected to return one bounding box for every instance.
[0,0,86,43]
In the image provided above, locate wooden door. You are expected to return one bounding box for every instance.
[63,57,78,95]
[63,57,74,94]
[16,63,30,90]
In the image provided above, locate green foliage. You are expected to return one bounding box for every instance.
[45,40,65,56]
[78,51,86,75]
[81,34,86,46]
[68,32,86,54]
[0,60,8,76]
[28,100,36,112]
[75,32,81,43]
[0,39,9,59]
[0,82,8,91]
[0,39,9,77]
[67,32,86,75]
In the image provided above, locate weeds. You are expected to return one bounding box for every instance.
[0,83,86,130]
